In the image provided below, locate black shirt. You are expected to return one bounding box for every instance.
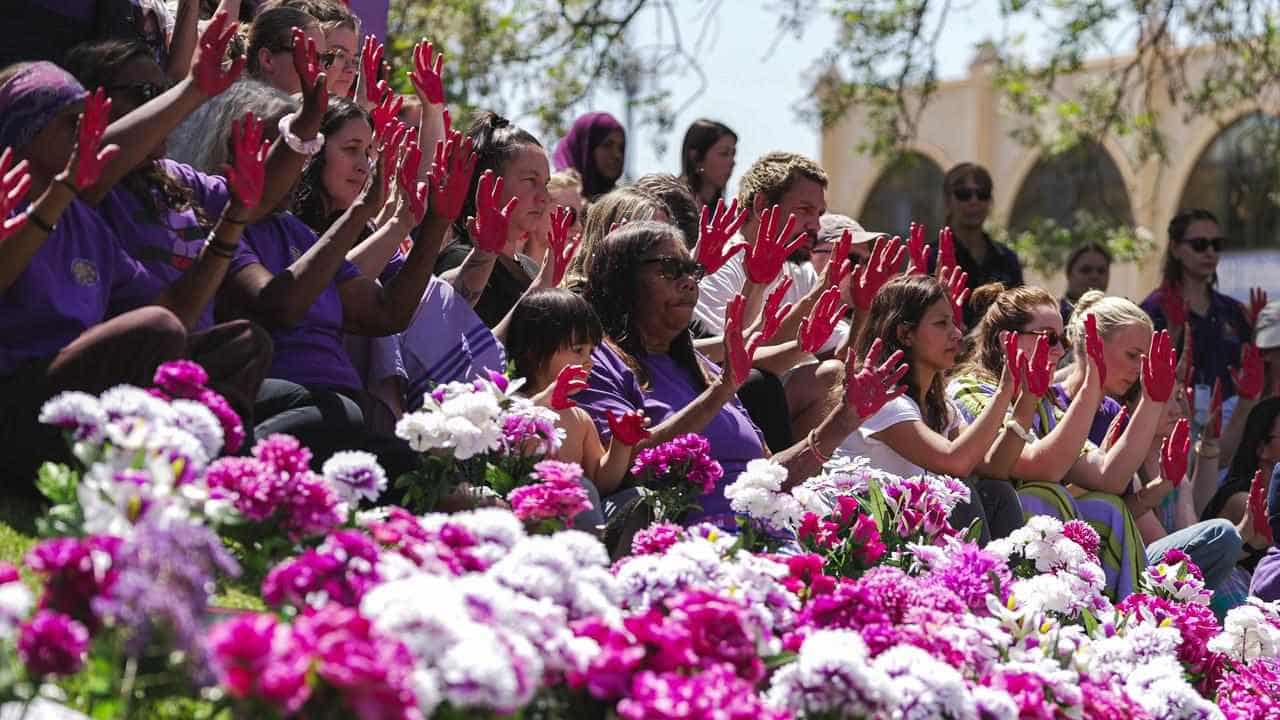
[436,240,531,329]
[931,232,1024,326]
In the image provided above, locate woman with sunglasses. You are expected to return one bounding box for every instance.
[1142,209,1252,405]
[950,284,1172,600]
[941,163,1023,327]
[273,0,359,97]
[573,220,905,530]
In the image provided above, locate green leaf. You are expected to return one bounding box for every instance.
[36,462,78,504]
[1081,608,1099,635]
[964,518,985,543]
[764,651,798,670]
[866,478,890,533]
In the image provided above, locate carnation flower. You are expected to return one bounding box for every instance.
[1209,603,1280,663]
[724,459,803,530]
[1215,656,1280,720]
[630,523,684,555]
[1062,519,1100,562]
[322,451,389,504]
[508,461,592,527]
[1124,657,1225,719]
[169,399,224,459]
[875,644,977,719]
[263,530,381,610]
[207,612,311,714]
[616,664,787,720]
[766,629,893,716]
[26,536,121,630]
[500,403,565,457]
[39,391,107,443]
[292,604,422,720]
[631,433,724,494]
[18,611,89,677]
[1142,550,1212,605]
[197,388,245,454]
[152,360,209,399]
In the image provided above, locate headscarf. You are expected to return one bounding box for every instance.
[552,112,624,199]
[0,62,88,153]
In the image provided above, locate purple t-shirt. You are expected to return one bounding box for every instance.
[98,160,231,330]
[228,212,364,391]
[0,199,145,375]
[574,342,766,522]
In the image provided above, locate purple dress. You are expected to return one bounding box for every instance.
[97,160,232,330]
[574,342,766,523]
[227,212,363,392]
[0,199,145,376]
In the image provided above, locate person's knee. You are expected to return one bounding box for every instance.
[132,306,187,359]
[1203,518,1243,557]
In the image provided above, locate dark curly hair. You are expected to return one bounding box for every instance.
[583,220,708,390]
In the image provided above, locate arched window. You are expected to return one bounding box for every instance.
[1008,141,1134,234]
[857,152,946,237]
[1178,113,1280,250]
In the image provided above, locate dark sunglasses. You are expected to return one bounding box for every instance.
[1181,236,1225,253]
[953,187,992,202]
[643,256,706,282]
[1020,328,1070,349]
[106,81,166,103]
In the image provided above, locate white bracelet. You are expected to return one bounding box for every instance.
[1003,418,1036,444]
[278,113,324,156]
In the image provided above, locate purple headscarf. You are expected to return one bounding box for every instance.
[552,111,625,199]
[0,62,88,153]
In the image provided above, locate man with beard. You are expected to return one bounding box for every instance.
[693,151,848,444]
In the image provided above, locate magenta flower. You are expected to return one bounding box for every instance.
[1062,519,1101,562]
[198,388,246,453]
[630,523,683,555]
[253,434,313,478]
[631,433,724,494]
[263,531,381,609]
[207,612,311,714]
[25,536,120,631]
[204,457,279,521]
[616,664,787,720]
[1160,548,1205,580]
[292,605,421,720]
[1117,593,1223,685]
[18,611,89,677]
[153,360,209,399]
[508,472,591,526]
[1216,656,1280,720]
[666,590,764,682]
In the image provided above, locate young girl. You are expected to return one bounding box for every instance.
[505,289,647,512]
[837,274,1038,542]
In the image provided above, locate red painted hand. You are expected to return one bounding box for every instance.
[1024,334,1053,397]
[192,10,244,96]
[467,170,518,253]
[800,286,847,353]
[361,35,386,104]
[744,205,806,284]
[750,278,793,356]
[410,40,446,106]
[547,205,581,286]
[1206,378,1225,439]
[1231,343,1265,400]
[1250,288,1269,328]
[850,234,905,311]
[371,91,405,140]
[429,130,477,222]
[724,294,755,386]
[906,221,928,275]
[224,113,270,208]
[844,338,909,418]
[1142,329,1177,402]
[1084,313,1107,386]
[1249,469,1274,546]
[823,227,854,291]
[0,148,31,239]
[397,142,429,223]
[1160,417,1191,488]
[550,364,589,410]
[940,264,969,329]
[1103,405,1130,451]
[1160,282,1189,329]
[695,198,748,274]
[71,88,118,190]
[1002,330,1023,397]
[607,409,651,446]
[291,28,328,116]
[937,226,957,274]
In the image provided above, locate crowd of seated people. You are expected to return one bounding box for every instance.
[1,0,1278,617]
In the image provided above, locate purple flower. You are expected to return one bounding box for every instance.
[322,451,388,504]
[263,531,381,609]
[631,433,724,494]
[1160,547,1205,580]
[25,536,121,631]
[198,388,246,454]
[153,360,209,399]
[501,408,562,455]
[18,611,89,677]
[616,664,787,720]
[925,542,1013,614]
[292,605,421,720]
[92,519,239,683]
[1062,519,1101,562]
[1117,593,1223,685]
[207,612,311,714]
[631,523,683,555]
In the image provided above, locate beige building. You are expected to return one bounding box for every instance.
[820,46,1280,302]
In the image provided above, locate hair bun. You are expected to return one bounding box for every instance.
[1073,289,1106,317]
[966,282,1007,323]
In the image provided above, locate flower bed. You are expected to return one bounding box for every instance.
[0,364,1274,719]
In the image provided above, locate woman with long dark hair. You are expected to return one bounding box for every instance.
[679,118,737,210]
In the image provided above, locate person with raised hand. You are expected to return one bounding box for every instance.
[571,220,903,529]
[274,0,361,97]
[949,284,1153,599]
[435,111,550,328]
[835,275,1036,543]
[218,97,468,478]
[505,288,650,526]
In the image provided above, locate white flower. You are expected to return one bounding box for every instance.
[431,508,526,565]
[99,385,174,423]
[970,686,1018,720]
[724,459,804,529]
[0,581,33,640]
[1081,622,1183,683]
[321,450,388,504]
[169,399,224,459]
[1208,604,1280,662]
[766,630,893,716]
[1124,657,1225,719]
[396,411,450,453]
[873,644,977,720]
[39,391,107,442]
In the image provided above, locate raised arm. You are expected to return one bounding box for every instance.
[165,0,200,83]
[443,170,516,305]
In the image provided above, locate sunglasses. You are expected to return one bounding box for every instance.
[953,187,992,202]
[1020,328,1069,349]
[1181,236,1225,253]
[643,256,706,282]
[105,81,166,103]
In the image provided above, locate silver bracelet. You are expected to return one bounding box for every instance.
[277,113,324,156]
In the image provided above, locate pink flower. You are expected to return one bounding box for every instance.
[983,668,1057,720]
[1216,657,1280,720]
[25,536,120,631]
[1160,548,1205,580]
[849,513,886,565]
[283,475,346,538]
[631,523,683,555]
[153,360,209,399]
[207,612,311,714]
[631,434,724,494]
[616,664,786,720]
[198,388,246,453]
[293,605,421,720]
[508,475,591,525]
[253,434,313,478]
[18,611,89,677]
[1063,519,1101,562]
[667,590,764,682]
[205,457,279,520]
[263,531,381,609]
